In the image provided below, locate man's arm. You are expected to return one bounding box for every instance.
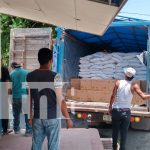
[133,84,150,100]
[109,80,120,114]
[26,87,33,125]
[54,74,73,128]
[26,75,33,124]
[6,80,12,95]
[55,88,73,128]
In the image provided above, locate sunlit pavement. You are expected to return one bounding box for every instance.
[2,114,150,150]
[0,128,104,150]
[98,128,150,150]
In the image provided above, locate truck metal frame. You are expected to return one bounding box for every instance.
[54,23,150,130]
[8,24,150,131]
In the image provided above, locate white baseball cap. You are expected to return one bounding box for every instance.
[123,67,136,78]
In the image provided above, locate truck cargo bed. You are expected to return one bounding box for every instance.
[67,100,150,117]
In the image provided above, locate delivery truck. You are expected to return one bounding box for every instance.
[52,20,150,130]
[9,22,150,131]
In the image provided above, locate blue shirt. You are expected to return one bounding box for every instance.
[10,68,29,99]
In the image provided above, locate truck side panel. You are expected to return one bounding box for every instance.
[9,28,51,70]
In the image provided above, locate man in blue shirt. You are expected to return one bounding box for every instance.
[10,62,32,135]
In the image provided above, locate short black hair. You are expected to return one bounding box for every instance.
[38,48,53,65]
[126,76,134,81]
[11,62,21,68]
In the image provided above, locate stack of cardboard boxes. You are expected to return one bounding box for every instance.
[66,79,146,105]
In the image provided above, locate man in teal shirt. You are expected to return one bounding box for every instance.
[10,62,32,135]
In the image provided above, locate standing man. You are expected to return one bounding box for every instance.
[1,65,12,135]
[27,48,73,150]
[10,62,32,135]
[109,67,150,150]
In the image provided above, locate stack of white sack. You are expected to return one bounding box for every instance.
[79,52,146,80]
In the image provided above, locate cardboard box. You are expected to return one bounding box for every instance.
[87,90,112,102]
[70,89,88,101]
[70,79,81,89]
[76,90,88,101]
[66,89,88,101]
[66,88,145,105]
[132,80,145,105]
[66,89,113,102]
[66,88,78,99]
[140,80,146,92]
[67,79,146,105]
[132,93,144,105]
[80,79,92,90]
[66,89,72,98]
[91,80,116,91]
[134,80,141,86]
[71,79,116,91]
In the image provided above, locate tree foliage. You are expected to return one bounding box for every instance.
[0,14,56,66]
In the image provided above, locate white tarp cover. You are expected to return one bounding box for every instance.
[0,0,126,35]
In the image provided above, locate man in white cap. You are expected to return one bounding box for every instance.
[109,67,150,150]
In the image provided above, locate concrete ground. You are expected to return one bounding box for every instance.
[98,126,150,150]
[70,114,150,150]
[0,129,104,150]
[1,114,150,150]
[1,127,150,150]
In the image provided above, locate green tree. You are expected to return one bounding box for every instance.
[0,14,56,66]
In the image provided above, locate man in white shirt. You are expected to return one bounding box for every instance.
[109,67,150,150]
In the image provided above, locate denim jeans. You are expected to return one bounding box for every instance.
[2,119,8,133]
[112,109,131,150]
[32,119,60,150]
[12,98,32,132]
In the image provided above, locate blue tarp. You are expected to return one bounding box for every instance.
[65,20,150,53]
[55,20,150,81]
